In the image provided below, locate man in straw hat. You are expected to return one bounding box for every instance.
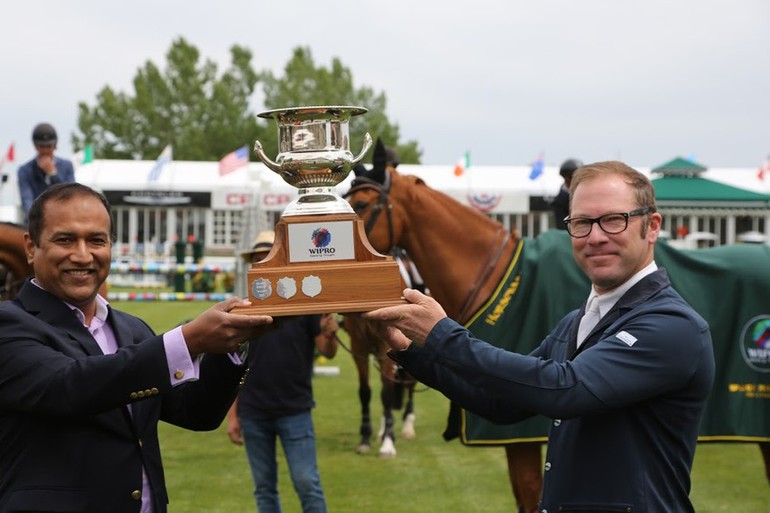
[227,230,339,513]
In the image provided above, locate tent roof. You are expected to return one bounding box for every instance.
[651,157,708,177]
[652,175,770,207]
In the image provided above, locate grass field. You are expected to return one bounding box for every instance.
[119,301,770,512]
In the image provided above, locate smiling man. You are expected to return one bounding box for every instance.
[363,161,715,512]
[0,183,273,513]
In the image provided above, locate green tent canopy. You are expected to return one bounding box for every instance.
[650,156,770,208]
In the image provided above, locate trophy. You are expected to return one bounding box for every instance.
[234,106,406,316]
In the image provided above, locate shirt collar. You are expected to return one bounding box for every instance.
[586,261,658,318]
[31,278,110,326]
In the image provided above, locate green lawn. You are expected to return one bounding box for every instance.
[117,301,770,512]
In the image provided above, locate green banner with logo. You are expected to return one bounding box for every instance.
[459,230,770,444]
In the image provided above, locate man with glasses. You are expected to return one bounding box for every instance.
[364,161,714,512]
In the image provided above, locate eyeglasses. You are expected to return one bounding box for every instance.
[564,207,653,238]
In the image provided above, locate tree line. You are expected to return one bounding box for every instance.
[73,38,421,164]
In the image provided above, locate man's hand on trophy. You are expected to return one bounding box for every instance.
[182,298,273,358]
[362,288,447,350]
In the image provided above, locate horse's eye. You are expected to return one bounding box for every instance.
[352,201,370,212]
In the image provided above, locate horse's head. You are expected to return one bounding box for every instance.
[344,139,406,254]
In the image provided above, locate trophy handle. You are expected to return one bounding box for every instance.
[253,140,281,172]
[351,133,373,165]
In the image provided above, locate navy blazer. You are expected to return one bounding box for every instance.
[0,280,245,513]
[392,269,714,512]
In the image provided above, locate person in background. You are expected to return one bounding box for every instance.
[551,158,583,230]
[0,182,272,513]
[364,161,714,512]
[17,123,76,222]
[227,230,339,513]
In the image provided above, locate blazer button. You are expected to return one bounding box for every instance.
[544,461,552,471]
[151,387,159,395]
[131,489,142,500]
[129,392,138,400]
[137,391,145,398]
[553,419,561,426]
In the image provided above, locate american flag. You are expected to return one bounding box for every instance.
[219,146,249,176]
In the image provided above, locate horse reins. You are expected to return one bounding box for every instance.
[455,227,510,325]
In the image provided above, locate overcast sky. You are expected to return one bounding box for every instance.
[2,0,768,170]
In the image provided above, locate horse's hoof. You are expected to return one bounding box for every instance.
[379,437,397,458]
[356,444,371,454]
[379,450,396,459]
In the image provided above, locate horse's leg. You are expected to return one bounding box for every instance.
[504,442,543,513]
[378,385,397,458]
[400,369,417,440]
[377,357,398,459]
[348,320,373,455]
[759,442,770,487]
[356,381,373,454]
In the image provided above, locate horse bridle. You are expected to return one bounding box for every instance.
[342,172,396,251]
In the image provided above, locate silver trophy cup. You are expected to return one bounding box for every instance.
[254,105,373,216]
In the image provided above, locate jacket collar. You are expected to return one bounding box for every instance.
[569,268,671,356]
[15,278,104,356]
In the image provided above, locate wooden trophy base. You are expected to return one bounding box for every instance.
[233,213,407,316]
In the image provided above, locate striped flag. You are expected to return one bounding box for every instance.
[73,145,94,167]
[218,145,249,176]
[453,150,470,177]
[0,143,14,174]
[147,145,172,182]
[528,153,544,180]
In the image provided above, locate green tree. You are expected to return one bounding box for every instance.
[74,41,420,165]
[73,37,265,161]
[260,47,421,164]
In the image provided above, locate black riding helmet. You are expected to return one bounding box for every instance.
[32,123,57,146]
[559,158,583,179]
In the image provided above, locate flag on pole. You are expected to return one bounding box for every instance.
[453,150,470,177]
[73,145,94,166]
[757,155,770,182]
[0,143,14,174]
[147,145,172,182]
[218,145,249,176]
[528,153,544,180]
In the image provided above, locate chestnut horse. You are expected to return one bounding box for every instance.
[345,144,770,511]
[0,222,33,300]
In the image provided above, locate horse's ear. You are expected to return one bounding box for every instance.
[353,163,368,177]
[371,138,387,184]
